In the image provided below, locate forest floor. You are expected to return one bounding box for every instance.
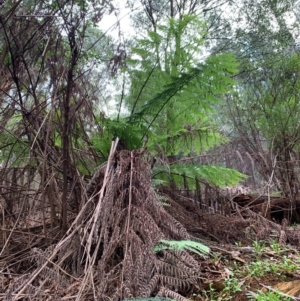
[160,188,300,300]
[190,239,300,301]
[1,194,300,301]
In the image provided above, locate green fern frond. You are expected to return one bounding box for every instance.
[154,239,210,257]
[126,15,238,134]
[131,47,152,59]
[148,30,162,43]
[152,164,246,189]
[150,126,227,156]
[170,164,247,188]
[130,53,238,131]
[153,191,170,207]
[92,117,148,160]
[151,178,168,188]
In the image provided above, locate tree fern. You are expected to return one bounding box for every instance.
[125,14,238,156]
[92,15,244,191]
[129,53,237,130]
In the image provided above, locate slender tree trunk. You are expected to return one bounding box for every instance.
[61,26,78,234]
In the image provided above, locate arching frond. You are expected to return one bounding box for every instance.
[153,164,246,189]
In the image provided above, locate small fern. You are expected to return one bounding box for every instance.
[154,239,210,257]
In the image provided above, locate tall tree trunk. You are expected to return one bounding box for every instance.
[61,26,78,234]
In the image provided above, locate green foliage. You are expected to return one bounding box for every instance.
[92,117,145,159]
[247,260,275,277]
[254,55,300,145]
[126,14,238,158]
[200,246,298,301]
[148,124,227,156]
[269,239,283,253]
[246,248,298,277]
[248,290,292,301]
[226,52,300,152]
[152,164,246,189]
[202,247,299,301]
[90,14,245,194]
[201,277,242,301]
[154,239,210,257]
[129,52,238,131]
[223,277,242,295]
[222,51,300,196]
[278,256,298,273]
[201,283,220,301]
[252,240,266,258]
[82,26,113,63]
[0,122,29,167]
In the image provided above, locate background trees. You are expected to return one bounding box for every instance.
[0,0,115,235]
[217,0,300,202]
[224,52,300,198]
